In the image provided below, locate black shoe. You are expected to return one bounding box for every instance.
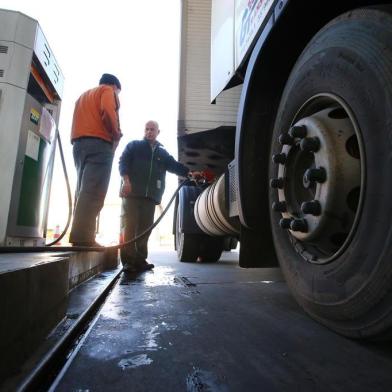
[137,261,155,271]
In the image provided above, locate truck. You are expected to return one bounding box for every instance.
[175,0,392,339]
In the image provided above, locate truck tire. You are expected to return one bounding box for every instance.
[176,232,200,262]
[175,207,199,262]
[175,205,223,263]
[269,7,392,339]
[176,231,223,263]
[223,237,238,251]
[199,236,224,263]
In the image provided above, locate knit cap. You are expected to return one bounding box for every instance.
[99,73,121,90]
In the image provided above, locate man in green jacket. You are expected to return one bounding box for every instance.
[119,120,195,272]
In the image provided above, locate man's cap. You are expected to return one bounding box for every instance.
[99,73,121,90]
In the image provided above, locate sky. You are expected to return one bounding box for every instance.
[2,0,182,244]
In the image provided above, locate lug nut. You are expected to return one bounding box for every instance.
[272,153,287,165]
[272,201,287,212]
[304,167,326,183]
[300,137,320,153]
[279,133,294,146]
[290,219,308,233]
[289,125,307,139]
[301,200,321,216]
[270,178,285,189]
[279,218,292,229]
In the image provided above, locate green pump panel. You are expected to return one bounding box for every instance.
[17,137,48,227]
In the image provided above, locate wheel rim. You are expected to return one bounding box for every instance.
[271,94,365,264]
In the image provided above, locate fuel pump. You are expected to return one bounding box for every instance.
[0,9,64,246]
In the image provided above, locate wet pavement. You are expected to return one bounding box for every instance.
[54,249,392,392]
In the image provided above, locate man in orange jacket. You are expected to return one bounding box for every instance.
[69,73,122,246]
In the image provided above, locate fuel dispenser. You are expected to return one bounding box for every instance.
[0,9,64,246]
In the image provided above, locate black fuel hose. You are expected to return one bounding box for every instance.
[45,130,73,246]
[0,130,193,253]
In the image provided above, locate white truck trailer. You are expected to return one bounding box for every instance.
[175,0,392,339]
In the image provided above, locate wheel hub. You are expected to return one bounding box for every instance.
[271,100,362,263]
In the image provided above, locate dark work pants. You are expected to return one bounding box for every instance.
[120,197,156,266]
[69,138,114,243]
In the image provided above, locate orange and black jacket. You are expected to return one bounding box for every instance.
[71,85,121,143]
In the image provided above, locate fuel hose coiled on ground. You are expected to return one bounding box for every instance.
[0,131,193,253]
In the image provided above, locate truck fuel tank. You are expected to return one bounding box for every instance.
[194,174,240,236]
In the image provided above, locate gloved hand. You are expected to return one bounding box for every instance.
[189,170,203,180]
[200,169,215,183]
[188,170,215,184]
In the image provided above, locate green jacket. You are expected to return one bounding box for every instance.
[119,139,189,204]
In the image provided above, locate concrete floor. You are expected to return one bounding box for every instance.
[55,249,392,392]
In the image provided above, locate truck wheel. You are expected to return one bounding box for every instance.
[223,236,238,251]
[175,207,199,262]
[176,232,200,262]
[175,203,223,262]
[269,7,392,338]
[199,236,224,263]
